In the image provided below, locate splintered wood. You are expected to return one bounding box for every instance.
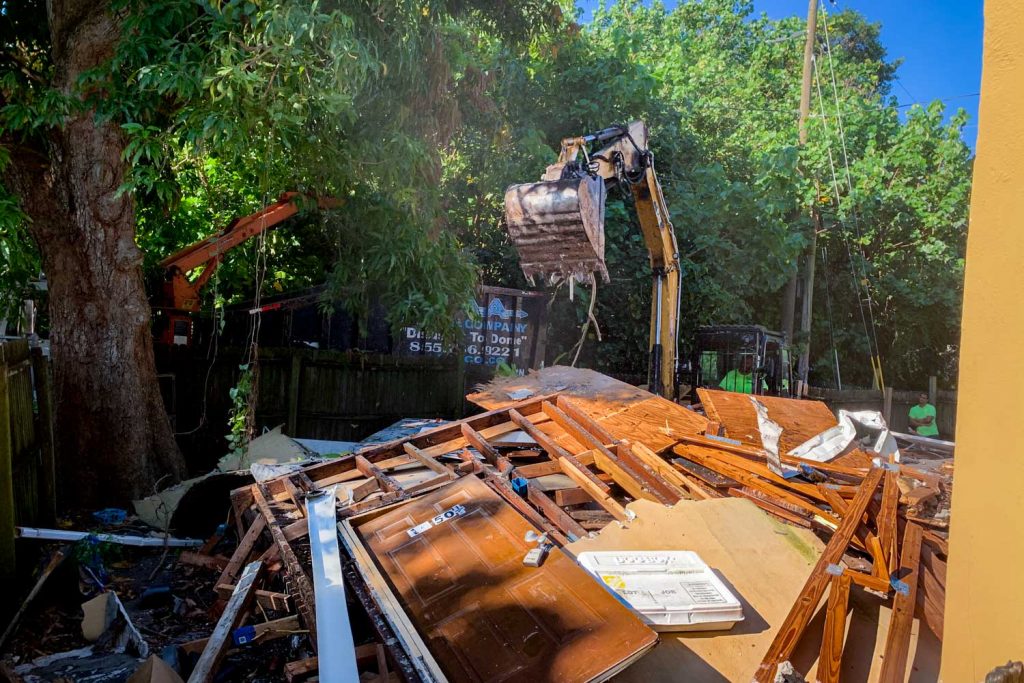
[192,371,948,683]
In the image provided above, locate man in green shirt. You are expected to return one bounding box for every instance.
[718,355,767,394]
[908,393,940,437]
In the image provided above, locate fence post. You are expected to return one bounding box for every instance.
[32,348,56,526]
[928,375,938,407]
[0,347,15,577]
[882,387,893,425]
[287,353,302,436]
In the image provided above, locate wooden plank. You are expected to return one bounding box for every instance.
[680,443,833,503]
[188,560,263,683]
[816,485,848,516]
[0,547,65,651]
[843,569,891,593]
[671,457,738,488]
[753,467,883,683]
[593,450,658,502]
[483,476,567,545]
[216,516,266,590]
[459,423,500,467]
[252,485,318,648]
[509,409,611,494]
[878,522,924,683]
[877,469,900,572]
[279,395,553,491]
[726,488,813,528]
[522,481,588,540]
[676,434,870,479]
[356,455,402,493]
[544,400,677,503]
[554,487,592,507]
[696,388,839,453]
[214,585,293,611]
[182,614,301,655]
[515,451,596,478]
[818,573,852,683]
[626,441,693,496]
[557,456,629,522]
[678,445,838,524]
[555,395,619,445]
[402,442,453,477]
[281,477,307,516]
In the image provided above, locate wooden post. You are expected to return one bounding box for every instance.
[0,348,14,578]
[287,353,302,436]
[928,375,937,407]
[31,348,56,525]
[882,387,893,425]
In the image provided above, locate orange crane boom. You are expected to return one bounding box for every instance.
[155,192,339,346]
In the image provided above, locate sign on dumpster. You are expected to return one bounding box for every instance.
[399,285,547,373]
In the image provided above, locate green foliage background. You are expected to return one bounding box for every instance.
[0,0,971,389]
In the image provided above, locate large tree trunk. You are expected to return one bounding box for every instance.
[3,1,186,506]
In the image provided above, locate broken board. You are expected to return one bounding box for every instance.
[468,366,708,452]
[565,499,940,682]
[353,475,657,682]
[697,389,840,453]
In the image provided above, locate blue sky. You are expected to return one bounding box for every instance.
[575,1,983,149]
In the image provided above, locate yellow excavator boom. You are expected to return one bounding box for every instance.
[504,121,681,398]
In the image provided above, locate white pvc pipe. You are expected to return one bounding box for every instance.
[306,487,358,682]
[16,527,203,547]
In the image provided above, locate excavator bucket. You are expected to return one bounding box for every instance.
[504,174,609,283]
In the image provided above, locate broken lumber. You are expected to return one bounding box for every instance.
[188,560,262,683]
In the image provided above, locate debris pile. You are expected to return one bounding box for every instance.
[2,366,950,682]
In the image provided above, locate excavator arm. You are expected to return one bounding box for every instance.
[158,192,339,313]
[155,192,338,347]
[504,121,681,398]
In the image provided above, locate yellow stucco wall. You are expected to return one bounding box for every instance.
[941,1,1024,679]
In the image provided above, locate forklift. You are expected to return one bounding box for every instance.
[688,325,793,398]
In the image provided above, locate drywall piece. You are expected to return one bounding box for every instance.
[80,591,149,657]
[352,475,657,682]
[566,498,940,682]
[17,527,202,547]
[305,488,358,682]
[127,655,185,683]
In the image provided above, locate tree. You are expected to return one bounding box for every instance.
[0,0,564,505]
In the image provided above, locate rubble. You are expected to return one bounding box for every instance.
[1,366,951,682]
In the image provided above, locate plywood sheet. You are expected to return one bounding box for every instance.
[468,366,708,452]
[697,389,839,453]
[565,499,939,682]
[355,476,657,682]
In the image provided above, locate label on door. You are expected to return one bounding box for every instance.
[407,504,467,538]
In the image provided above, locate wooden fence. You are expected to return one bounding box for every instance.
[808,385,957,438]
[165,347,466,466]
[0,339,56,577]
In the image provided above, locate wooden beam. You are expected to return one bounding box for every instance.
[509,409,611,494]
[281,477,307,517]
[818,573,852,683]
[459,423,500,468]
[355,455,402,493]
[216,516,266,590]
[188,560,263,683]
[182,614,301,655]
[553,487,592,507]
[753,467,884,683]
[879,522,924,683]
[556,456,629,522]
[592,449,659,502]
[252,485,318,648]
[482,475,571,544]
[402,442,454,477]
[877,469,900,572]
[515,451,596,478]
[555,396,618,445]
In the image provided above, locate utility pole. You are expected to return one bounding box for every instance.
[785,0,819,393]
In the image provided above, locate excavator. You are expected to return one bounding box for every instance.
[154,192,338,347]
[504,121,792,400]
[504,121,682,398]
